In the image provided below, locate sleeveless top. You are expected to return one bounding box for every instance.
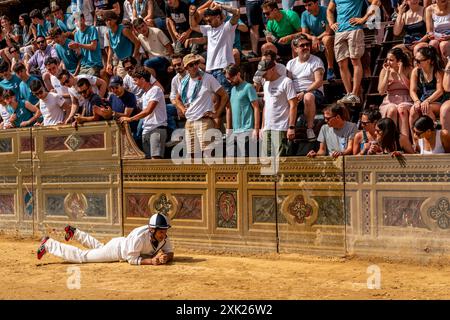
[108,24,133,60]
[418,130,446,154]
[404,7,426,38]
[417,69,449,103]
[404,20,426,37]
[432,12,450,36]
[387,75,410,96]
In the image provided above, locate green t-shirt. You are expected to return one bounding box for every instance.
[267,10,301,39]
[230,81,258,133]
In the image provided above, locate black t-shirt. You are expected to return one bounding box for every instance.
[86,93,105,117]
[94,0,121,26]
[165,0,190,34]
[108,90,139,132]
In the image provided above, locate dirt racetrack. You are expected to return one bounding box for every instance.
[1,235,450,300]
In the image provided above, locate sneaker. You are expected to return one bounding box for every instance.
[64,225,76,242]
[339,93,361,104]
[306,128,316,141]
[37,236,49,260]
[326,69,336,81]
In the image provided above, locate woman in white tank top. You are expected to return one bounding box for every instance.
[413,115,450,154]
[425,0,450,61]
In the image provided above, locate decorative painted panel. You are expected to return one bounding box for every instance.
[173,194,202,220]
[44,134,104,151]
[427,197,450,230]
[383,198,427,228]
[20,137,34,152]
[125,173,206,182]
[0,138,12,153]
[85,194,107,217]
[0,194,14,215]
[314,196,346,225]
[45,195,66,216]
[126,194,152,218]
[216,190,237,229]
[252,196,287,223]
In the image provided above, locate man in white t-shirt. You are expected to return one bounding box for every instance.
[189,2,239,96]
[286,35,325,142]
[57,69,107,116]
[256,58,297,157]
[29,80,72,126]
[174,54,228,156]
[119,67,168,159]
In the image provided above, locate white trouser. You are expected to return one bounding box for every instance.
[45,229,124,263]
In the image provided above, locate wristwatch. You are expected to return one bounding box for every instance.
[289,125,295,130]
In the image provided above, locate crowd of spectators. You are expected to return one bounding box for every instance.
[0,0,450,160]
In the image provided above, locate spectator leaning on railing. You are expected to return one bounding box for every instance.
[352,109,382,155]
[412,115,450,154]
[307,103,357,159]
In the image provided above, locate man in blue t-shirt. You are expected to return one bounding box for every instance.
[224,64,261,157]
[13,63,40,106]
[0,60,22,98]
[327,0,380,104]
[70,12,104,77]
[108,75,139,136]
[50,28,81,75]
[301,0,335,81]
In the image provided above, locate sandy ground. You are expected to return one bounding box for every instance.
[1,235,450,300]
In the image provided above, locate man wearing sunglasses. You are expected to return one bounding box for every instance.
[26,35,58,83]
[72,77,112,124]
[56,69,107,122]
[121,56,163,110]
[286,35,325,142]
[261,0,302,58]
[29,79,72,126]
[174,53,228,157]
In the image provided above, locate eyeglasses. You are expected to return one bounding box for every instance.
[415,58,428,63]
[9,48,17,53]
[77,88,89,95]
[124,65,134,71]
[32,89,44,96]
[172,62,182,67]
[36,40,45,44]
[186,61,199,68]
[263,9,273,16]
[324,115,336,122]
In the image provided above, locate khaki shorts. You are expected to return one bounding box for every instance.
[334,29,365,62]
[185,118,215,154]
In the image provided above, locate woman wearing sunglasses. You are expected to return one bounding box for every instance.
[352,109,381,155]
[410,46,450,134]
